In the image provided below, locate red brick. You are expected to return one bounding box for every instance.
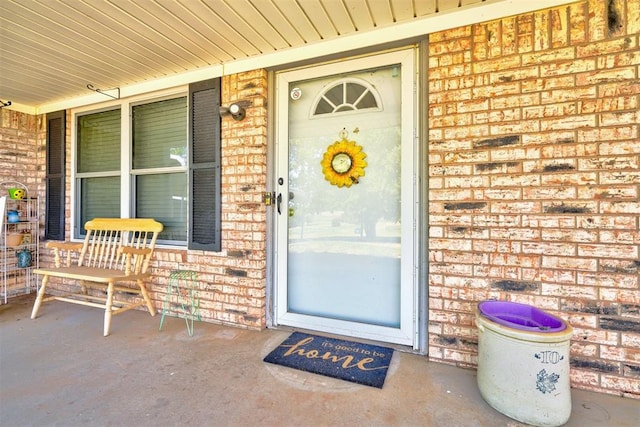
[577,185,639,200]
[576,67,637,86]
[568,2,588,43]
[629,0,640,34]
[601,345,640,363]
[540,172,597,186]
[429,38,472,56]
[522,102,576,119]
[598,80,640,97]
[600,201,640,214]
[490,92,540,109]
[541,86,597,103]
[541,115,597,131]
[587,0,608,42]
[599,288,640,304]
[541,256,597,272]
[539,58,595,75]
[522,215,576,228]
[550,6,570,47]
[622,334,640,349]
[516,14,534,53]
[533,9,551,51]
[579,96,638,113]
[571,341,599,357]
[600,375,640,397]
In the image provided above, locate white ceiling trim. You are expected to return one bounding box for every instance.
[25,0,579,115]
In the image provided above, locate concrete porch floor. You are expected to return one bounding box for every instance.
[1,294,638,427]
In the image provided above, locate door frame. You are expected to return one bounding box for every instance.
[271,48,421,349]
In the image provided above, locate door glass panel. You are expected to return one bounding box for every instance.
[287,65,402,327]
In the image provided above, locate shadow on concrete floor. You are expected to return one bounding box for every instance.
[1,294,638,426]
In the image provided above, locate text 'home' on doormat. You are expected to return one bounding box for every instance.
[263,332,394,388]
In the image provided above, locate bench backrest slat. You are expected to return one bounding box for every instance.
[78,218,163,274]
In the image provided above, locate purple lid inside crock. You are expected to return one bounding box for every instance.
[478,301,566,332]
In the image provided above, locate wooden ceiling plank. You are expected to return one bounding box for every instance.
[391,0,415,22]
[3,2,162,80]
[139,0,231,63]
[1,22,137,84]
[249,0,305,46]
[320,0,356,35]
[174,0,261,57]
[295,0,338,39]
[414,0,437,16]
[0,56,89,94]
[0,82,62,104]
[220,0,290,50]
[211,0,278,53]
[56,0,194,71]
[272,0,322,43]
[0,56,123,105]
[53,1,185,73]
[0,61,78,93]
[438,0,462,12]
[364,0,391,28]
[104,0,211,68]
[2,36,132,87]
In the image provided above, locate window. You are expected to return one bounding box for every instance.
[68,78,222,249]
[76,108,121,230]
[132,97,188,242]
[312,78,381,116]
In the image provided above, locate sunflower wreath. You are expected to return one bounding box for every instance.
[320,138,368,188]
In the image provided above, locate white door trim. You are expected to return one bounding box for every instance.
[273,48,418,347]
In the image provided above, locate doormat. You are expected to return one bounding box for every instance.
[263,332,394,388]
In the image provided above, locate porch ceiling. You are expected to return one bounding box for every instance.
[1,0,575,113]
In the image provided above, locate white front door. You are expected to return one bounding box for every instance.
[274,50,417,346]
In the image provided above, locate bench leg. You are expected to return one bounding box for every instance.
[104,282,114,336]
[138,279,156,316]
[31,275,49,319]
[80,280,88,296]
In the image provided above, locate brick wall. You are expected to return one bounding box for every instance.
[427,0,640,398]
[0,109,45,200]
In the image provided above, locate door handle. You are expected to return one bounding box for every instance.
[277,193,282,215]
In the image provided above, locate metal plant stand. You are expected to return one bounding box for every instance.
[159,270,200,336]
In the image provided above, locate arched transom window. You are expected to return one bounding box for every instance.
[312,78,382,117]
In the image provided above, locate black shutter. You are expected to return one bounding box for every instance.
[45,110,66,240]
[188,78,222,251]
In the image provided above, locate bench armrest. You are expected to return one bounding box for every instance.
[45,241,84,267]
[117,246,154,275]
[118,247,152,256]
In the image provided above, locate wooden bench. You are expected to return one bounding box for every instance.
[31,218,164,336]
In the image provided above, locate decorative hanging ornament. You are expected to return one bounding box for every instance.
[320,129,368,188]
[16,248,32,268]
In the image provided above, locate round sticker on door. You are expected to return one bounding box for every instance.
[290,87,302,100]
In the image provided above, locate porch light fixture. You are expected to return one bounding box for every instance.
[220,103,246,121]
